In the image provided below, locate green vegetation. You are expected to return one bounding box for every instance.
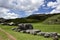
[43,14,60,24]
[0,23,60,40]
[0,28,9,40]
[3,13,60,23]
[0,13,60,40]
[33,23,60,33]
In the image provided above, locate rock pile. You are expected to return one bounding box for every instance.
[12,23,60,40]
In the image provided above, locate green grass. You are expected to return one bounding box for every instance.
[33,23,60,33]
[0,29,9,40]
[0,23,60,40]
[43,14,60,24]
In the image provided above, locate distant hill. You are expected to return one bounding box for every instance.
[26,13,60,22]
[43,14,60,24]
[0,13,60,24]
[0,18,7,23]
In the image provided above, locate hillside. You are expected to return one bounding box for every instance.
[27,13,60,21]
[43,14,60,24]
[0,13,60,24]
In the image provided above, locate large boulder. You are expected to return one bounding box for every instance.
[0,22,8,25]
[17,29,21,32]
[18,23,25,30]
[52,36,59,40]
[29,29,41,35]
[57,34,60,38]
[50,32,57,37]
[18,23,33,30]
[8,22,15,26]
[37,32,46,36]
[0,23,4,25]
[24,23,33,30]
[20,30,26,33]
[44,33,50,38]
[25,29,32,34]
[13,27,21,32]
[12,28,16,30]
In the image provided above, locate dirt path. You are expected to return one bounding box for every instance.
[0,36,3,40]
[0,31,4,40]
[0,28,16,40]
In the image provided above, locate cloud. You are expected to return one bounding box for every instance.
[0,7,19,19]
[47,0,60,13]
[47,2,57,8]
[0,0,45,19]
[0,0,44,12]
[50,5,60,13]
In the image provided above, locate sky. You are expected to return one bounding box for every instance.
[0,0,60,19]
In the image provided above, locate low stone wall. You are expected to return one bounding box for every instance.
[12,23,60,40]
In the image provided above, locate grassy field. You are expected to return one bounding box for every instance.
[33,23,60,33]
[0,23,60,40]
[0,28,9,40]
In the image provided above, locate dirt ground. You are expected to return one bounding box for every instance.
[0,28,16,40]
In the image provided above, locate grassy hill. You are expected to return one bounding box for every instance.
[0,13,60,24]
[27,13,60,21]
[3,13,60,24]
[43,14,60,24]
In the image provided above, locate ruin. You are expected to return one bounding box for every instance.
[12,23,60,40]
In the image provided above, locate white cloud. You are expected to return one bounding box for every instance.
[0,0,44,12]
[34,13,41,14]
[50,5,60,13]
[47,0,60,13]
[0,7,19,19]
[47,2,57,8]
[16,0,44,12]
[0,0,45,19]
